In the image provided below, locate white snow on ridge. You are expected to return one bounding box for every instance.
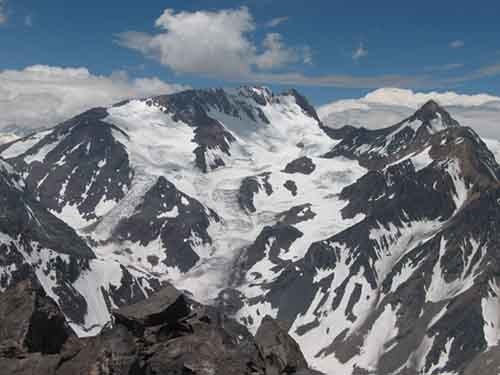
[85,91,357,310]
[0,132,20,145]
[1,129,53,159]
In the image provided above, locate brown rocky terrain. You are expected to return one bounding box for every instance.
[0,280,323,375]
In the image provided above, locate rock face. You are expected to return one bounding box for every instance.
[283,156,316,175]
[111,176,220,273]
[0,107,133,224]
[0,280,74,367]
[112,283,190,335]
[255,316,308,374]
[0,155,168,337]
[0,281,321,375]
[239,173,274,213]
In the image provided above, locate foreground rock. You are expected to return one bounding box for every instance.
[0,281,323,375]
[255,316,308,375]
[0,280,74,357]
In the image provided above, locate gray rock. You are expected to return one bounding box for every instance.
[112,282,191,335]
[283,156,316,175]
[0,280,73,356]
[255,316,308,374]
[3,353,60,375]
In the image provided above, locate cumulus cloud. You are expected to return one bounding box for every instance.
[450,40,465,48]
[0,0,7,24]
[0,65,188,132]
[352,43,368,61]
[116,7,311,78]
[266,16,289,28]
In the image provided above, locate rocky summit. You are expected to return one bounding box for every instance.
[0,279,320,375]
[1,87,500,374]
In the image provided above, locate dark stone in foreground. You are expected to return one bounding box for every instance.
[112,283,191,335]
[0,280,74,356]
[0,281,321,375]
[255,316,308,374]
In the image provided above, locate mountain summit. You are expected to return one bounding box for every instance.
[411,99,461,129]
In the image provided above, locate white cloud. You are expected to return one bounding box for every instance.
[115,7,500,90]
[0,65,188,132]
[266,16,289,28]
[116,7,311,78]
[0,0,7,24]
[352,43,368,61]
[450,40,465,48]
[319,88,500,115]
[319,88,500,140]
[255,33,308,70]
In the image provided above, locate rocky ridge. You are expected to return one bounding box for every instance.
[0,280,322,375]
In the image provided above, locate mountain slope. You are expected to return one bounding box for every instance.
[0,86,343,334]
[0,155,165,337]
[2,87,500,374]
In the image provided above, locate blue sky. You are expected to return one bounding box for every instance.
[1,0,500,105]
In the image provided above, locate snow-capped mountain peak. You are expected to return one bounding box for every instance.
[319,88,500,140]
[410,99,460,131]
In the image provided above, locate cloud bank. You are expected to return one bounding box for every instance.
[319,88,500,140]
[0,65,188,132]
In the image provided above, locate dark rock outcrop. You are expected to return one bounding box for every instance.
[276,204,316,225]
[283,180,298,196]
[255,316,308,374]
[112,283,191,336]
[0,282,320,375]
[283,156,316,175]
[4,108,133,223]
[113,176,220,273]
[0,280,74,358]
[239,173,273,213]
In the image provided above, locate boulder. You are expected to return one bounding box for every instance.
[112,282,191,335]
[2,353,60,375]
[55,325,138,375]
[0,282,318,375]
[0,280,73,355]
[255,316,308,375]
